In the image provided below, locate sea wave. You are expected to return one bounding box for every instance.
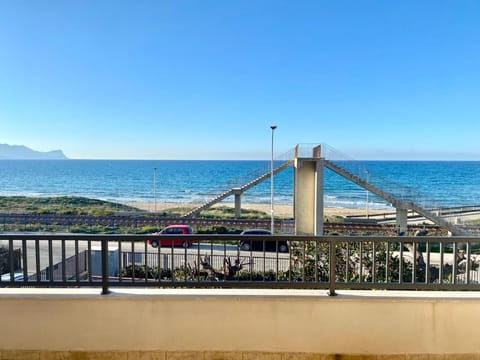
[0,159,479,210]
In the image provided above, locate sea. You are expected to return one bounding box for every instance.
[0,160,479,212]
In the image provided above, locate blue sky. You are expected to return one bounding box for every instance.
[1,1,479,160]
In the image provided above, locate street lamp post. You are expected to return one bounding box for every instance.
[365,170,369,218]
[270,125,277,234]
[153,167,157,212]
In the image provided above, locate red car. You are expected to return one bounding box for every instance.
[148,225,194,248]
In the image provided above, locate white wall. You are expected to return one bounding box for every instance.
[1,289,480,356]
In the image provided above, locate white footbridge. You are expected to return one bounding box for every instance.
[183,144,475,236]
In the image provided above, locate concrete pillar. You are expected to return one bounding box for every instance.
[294,158,324,235]
[396,207,408,235]
[315,159,324,235]
[233,188,242,219]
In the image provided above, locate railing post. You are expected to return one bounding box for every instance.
[101,238,110,295]
[328,238,337,296]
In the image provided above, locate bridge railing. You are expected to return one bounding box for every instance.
[192,147,297,203]
[2,233,480,295]
[320,144,450,213]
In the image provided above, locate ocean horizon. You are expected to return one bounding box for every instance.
[0,159,479,211]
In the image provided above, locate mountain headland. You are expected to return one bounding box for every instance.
[0,144,68,160]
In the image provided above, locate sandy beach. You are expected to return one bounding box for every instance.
[132,202,480,225]
[132,201,390,218]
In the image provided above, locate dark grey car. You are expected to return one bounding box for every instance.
[238,229,289,253]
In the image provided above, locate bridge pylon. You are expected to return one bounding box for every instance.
[294,145,324,235]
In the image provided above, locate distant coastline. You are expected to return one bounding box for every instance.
[0,144,68,160]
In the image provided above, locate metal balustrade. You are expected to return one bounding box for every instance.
[1,234,480,295]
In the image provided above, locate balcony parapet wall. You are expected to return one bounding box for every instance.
[1,289,480,359]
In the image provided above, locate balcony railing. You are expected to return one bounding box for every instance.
[1,234,480,295]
